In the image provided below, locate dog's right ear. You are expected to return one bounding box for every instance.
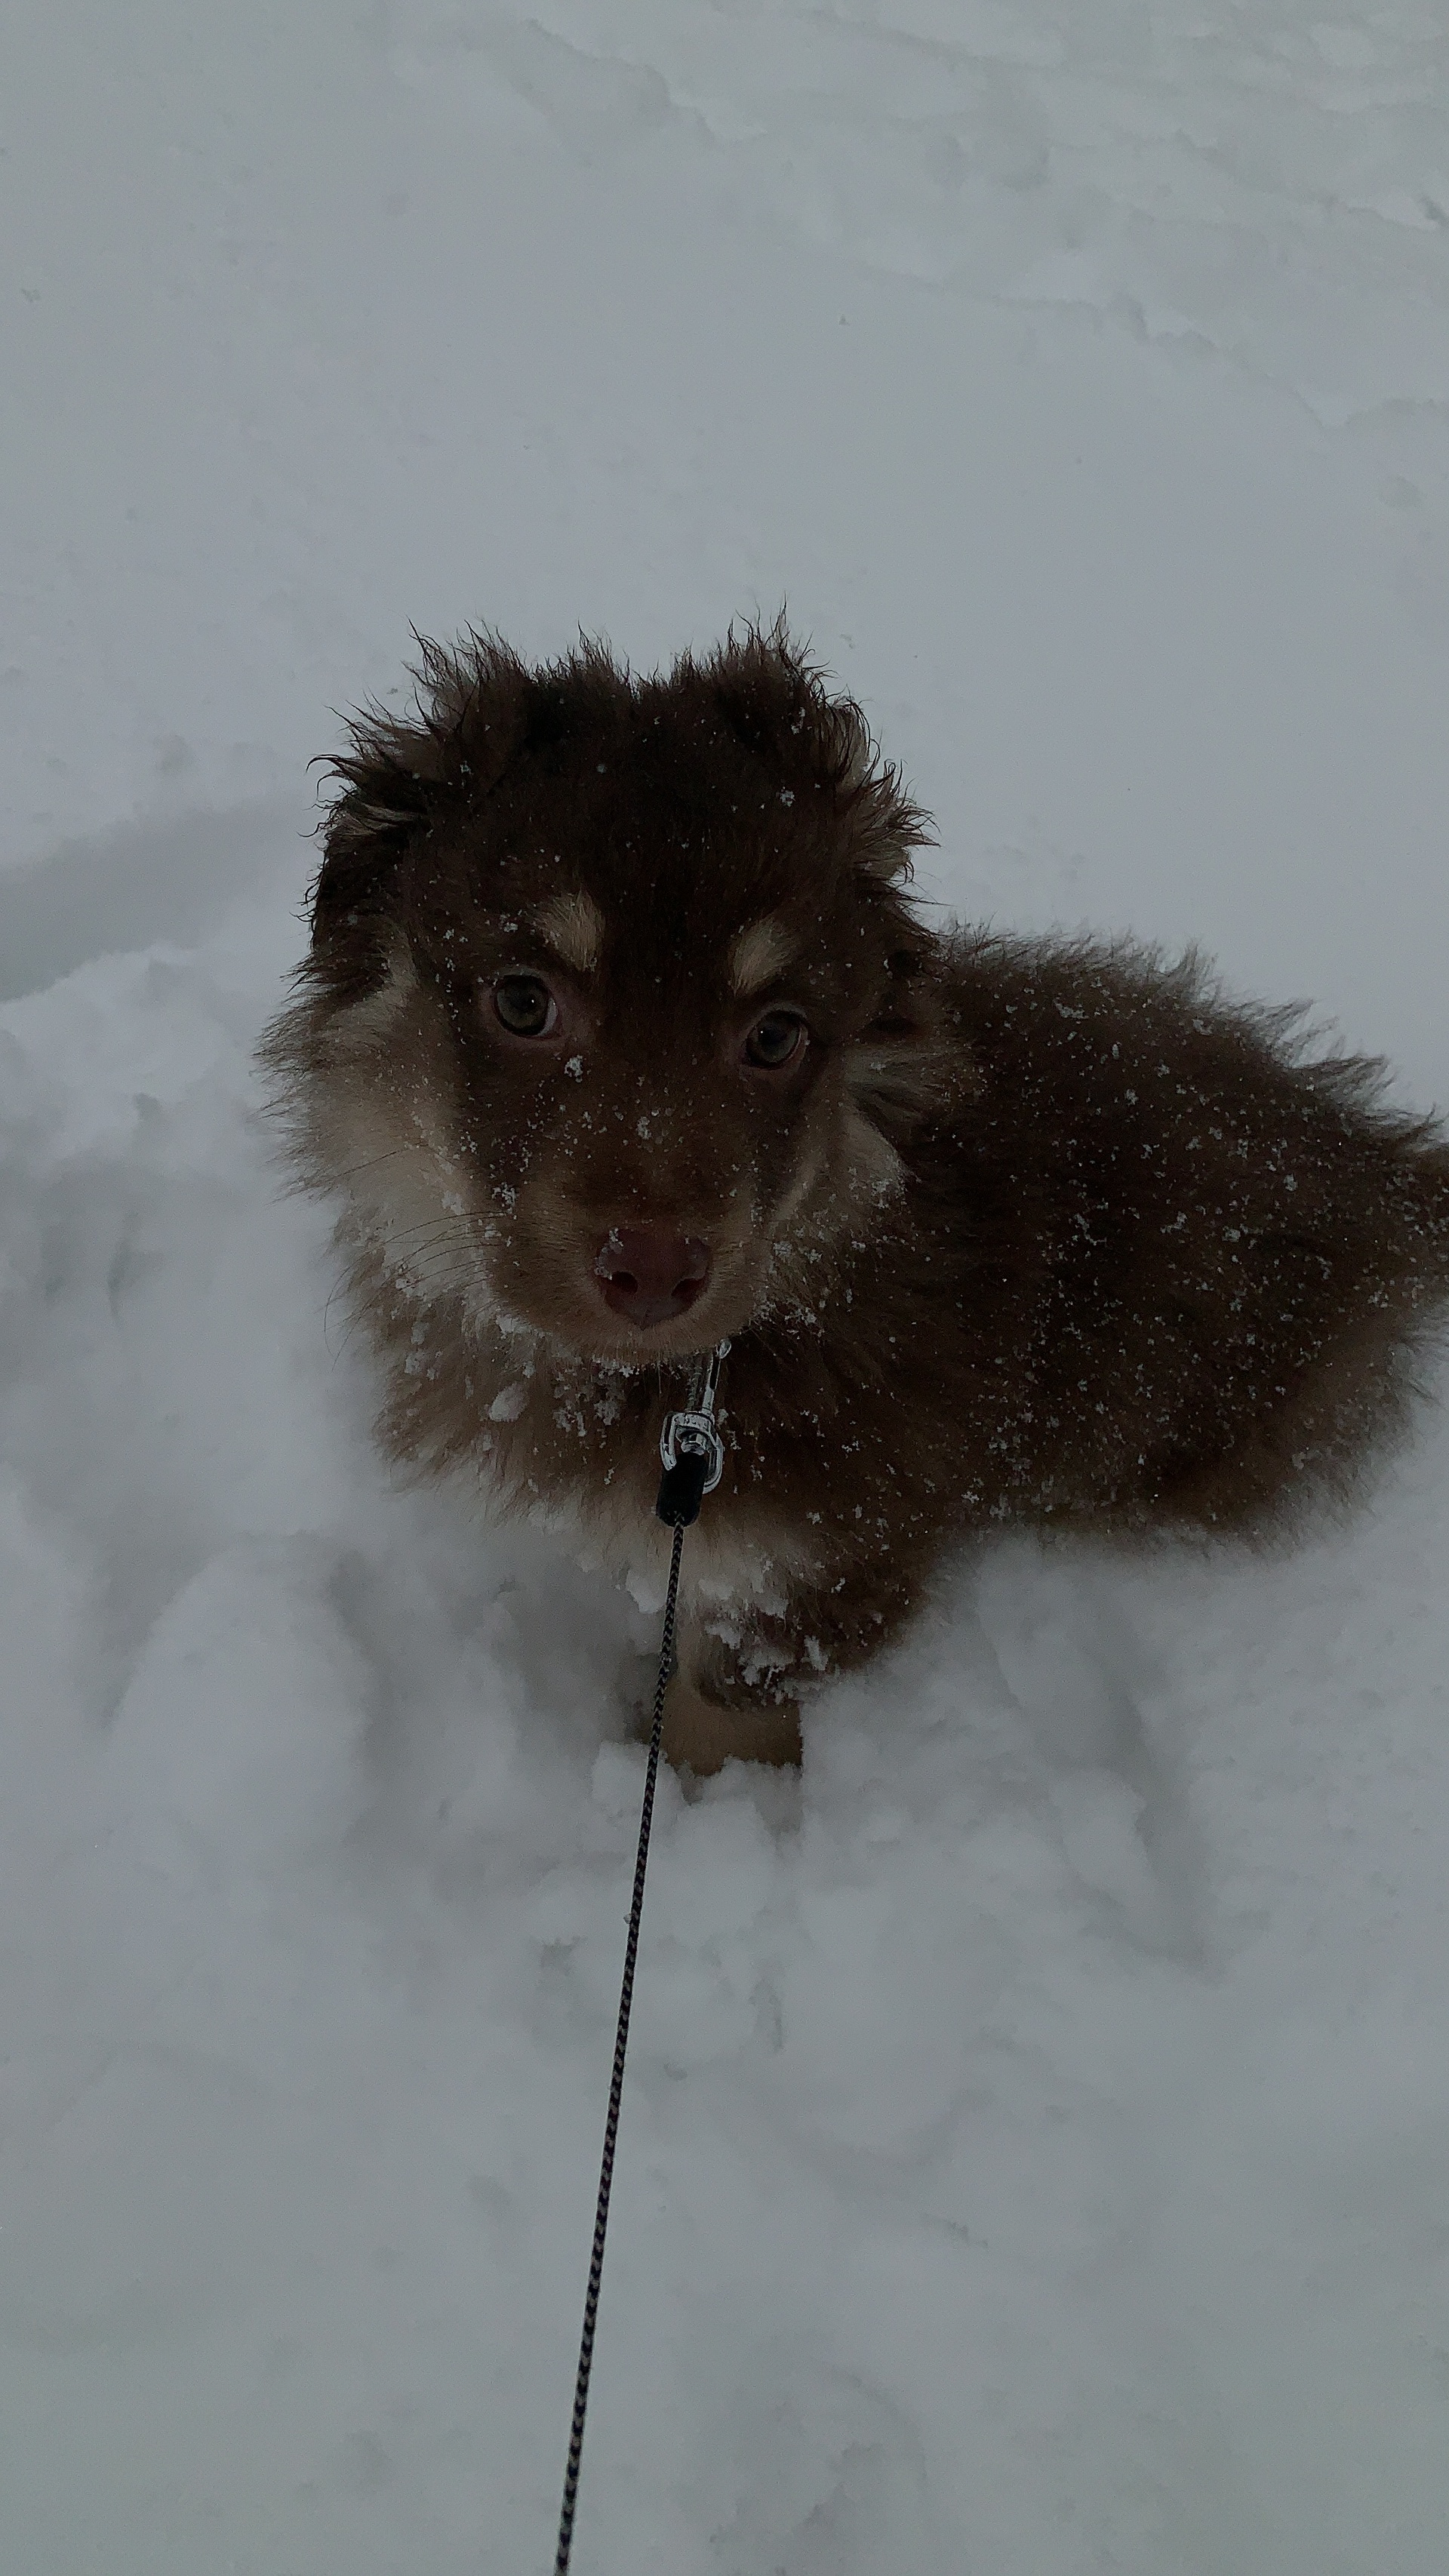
[309,632,531,968]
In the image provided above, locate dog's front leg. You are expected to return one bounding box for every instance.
[662,1553,921,1774]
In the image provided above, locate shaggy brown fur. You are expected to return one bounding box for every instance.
[261,623,1449,1772]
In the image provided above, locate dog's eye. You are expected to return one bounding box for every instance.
[744,1010,807,1070]
[492,975,558,1039]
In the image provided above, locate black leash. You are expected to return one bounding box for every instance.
[552,1343,730,2576]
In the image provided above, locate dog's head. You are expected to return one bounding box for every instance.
[268,623,949,1363]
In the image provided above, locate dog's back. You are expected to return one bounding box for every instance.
[921,932,1449,1532]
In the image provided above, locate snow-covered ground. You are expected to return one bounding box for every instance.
[4,5,1449,2568]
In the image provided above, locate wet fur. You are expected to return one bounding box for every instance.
[262,624,1449,1771]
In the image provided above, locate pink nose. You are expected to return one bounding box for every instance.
[595,1226,711,1330]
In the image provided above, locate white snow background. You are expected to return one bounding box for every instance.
[5,3,1449,2568]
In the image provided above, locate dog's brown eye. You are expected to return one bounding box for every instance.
[744,1010,806,1070]
[492,975,558,1039]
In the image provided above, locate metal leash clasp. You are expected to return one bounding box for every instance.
[656,1340,730,1526]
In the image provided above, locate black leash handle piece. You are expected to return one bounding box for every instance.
[552,1343,729,2576]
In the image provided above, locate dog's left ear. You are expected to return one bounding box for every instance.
[705,620,932,885]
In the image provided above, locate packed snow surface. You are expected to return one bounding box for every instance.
[5,4,1449,2569]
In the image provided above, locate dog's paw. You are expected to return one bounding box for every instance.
[657,1670,802,1777]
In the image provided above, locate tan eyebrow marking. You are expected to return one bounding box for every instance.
[532,888,605,976]
[728,914,798,999]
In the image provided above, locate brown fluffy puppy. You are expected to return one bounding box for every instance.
[262,624,1449,1772]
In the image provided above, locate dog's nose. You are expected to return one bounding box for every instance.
[594,1226,711,1330]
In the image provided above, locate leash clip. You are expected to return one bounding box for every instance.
[657,1341,729,1525]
